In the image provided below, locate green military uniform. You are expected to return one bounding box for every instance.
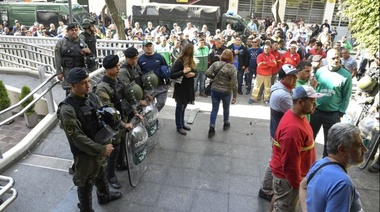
[94,74,134,188]
[58,92,107,186]
[58,91,121,211]
[54,36,88,91]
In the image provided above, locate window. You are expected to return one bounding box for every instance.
[331,0,349,27]
[238,0,273,20]
[284,0,325,24]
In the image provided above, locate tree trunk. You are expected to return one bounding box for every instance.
[105,0,126,40]
[101,5,107,25]
[272,0,282,23]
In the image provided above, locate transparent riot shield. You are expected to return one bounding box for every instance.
[142,101,159,154]
[125,117,149,187]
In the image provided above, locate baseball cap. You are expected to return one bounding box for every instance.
[292,85,324,100]
[278,64,298,79]
[142,39,153,46]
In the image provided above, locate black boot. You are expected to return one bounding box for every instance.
[95,172,122,205]
[208,126,215,138]
[116,139,128,171]
[107,144,122,189]
[77,183,94,212]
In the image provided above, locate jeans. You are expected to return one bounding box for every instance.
[237,69,245,92]
[210,90,231,127]
[246,68,256,92]
[175,102,188,129]
[194,71,206,94]
[154,84,168,112]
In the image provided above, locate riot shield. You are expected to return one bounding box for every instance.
[125,117,149,187]
[143,101,159,153]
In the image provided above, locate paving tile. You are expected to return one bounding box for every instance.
[230,157,261,177]
[196,170,231,193]
[190,190,228,212]
[229,174,260,197]
[200,155,231,173]
[164,167,200,188]
[171,151,203,170]
[156,186,195,211]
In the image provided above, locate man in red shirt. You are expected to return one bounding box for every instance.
[270,85,323,211]
[281,44,300,67]
[309,41,327,58]
[249,44,277,103]
[270,40,282,85]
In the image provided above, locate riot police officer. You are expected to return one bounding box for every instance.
[57,67,122,212]
[55,23,91,95]
[79,19,98,72]
[94,55,143,189]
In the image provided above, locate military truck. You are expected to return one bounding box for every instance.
[0,1,91,29]
[131,3,251,40]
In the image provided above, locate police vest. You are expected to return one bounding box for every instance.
[61,37,86,68]
[95,77,133,120]
[120,63,144,89]
[58,93,101,156]
[80,32,97,57]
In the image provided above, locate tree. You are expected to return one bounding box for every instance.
[343,0,379,54]
[105,0,126,40]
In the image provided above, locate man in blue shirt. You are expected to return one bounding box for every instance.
[246,38,263,95]
[138,40,169,112]
[299,123,366,212]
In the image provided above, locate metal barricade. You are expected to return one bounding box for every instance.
[0,175,17,211]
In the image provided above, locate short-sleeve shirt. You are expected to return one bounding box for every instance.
[341,56,357,74]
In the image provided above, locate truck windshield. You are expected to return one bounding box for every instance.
[74,12,91,25]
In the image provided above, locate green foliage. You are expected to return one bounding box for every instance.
[0,80,11,110]
[20,86,35,115]
[343,0,380,55]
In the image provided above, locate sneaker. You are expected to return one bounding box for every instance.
[199,92,207,97]
[258,188,273,202]
[223,122,230,130]
[238,90,243,95]
[264,100,269,104]
[246,90,251,95]
[368,163,380,173]
[208,126,215,138]
[248,99,254,104]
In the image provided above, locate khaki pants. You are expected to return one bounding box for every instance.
[251,74,271,101]
[272,175,299,212]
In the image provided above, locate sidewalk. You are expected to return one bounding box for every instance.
[0,73,379,212]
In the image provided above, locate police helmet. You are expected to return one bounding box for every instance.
[82,18,95,29]
[123,81,143,104]
[98,106,121,130]
[141,71,158,90]
[94,106,121,144]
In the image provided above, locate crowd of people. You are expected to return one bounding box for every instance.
[32,10,379,211]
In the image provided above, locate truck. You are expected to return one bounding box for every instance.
[131,3,252,40]
[0,1,91,29]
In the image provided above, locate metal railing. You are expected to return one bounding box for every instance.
[0,65,58,126]
[0,36,141,74]
[0,175,17,211]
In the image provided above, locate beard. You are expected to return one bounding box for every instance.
[348,153,365,167]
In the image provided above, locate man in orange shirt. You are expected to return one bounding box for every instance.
[282,44,301,67]
[249,45,277,103]
[270,40,282,85]
[309,41,327,58]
